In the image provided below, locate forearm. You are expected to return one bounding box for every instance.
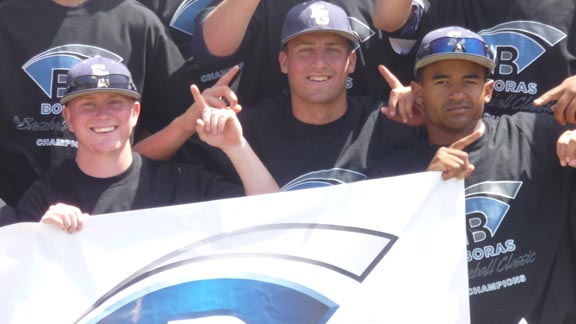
[373,0,414,32]
[223,138,279,195]
[203,0,260,56]
[134,114,196,161]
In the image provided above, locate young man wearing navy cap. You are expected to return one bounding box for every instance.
[0,0,193,208]
[145,1,419,190]
[194,0,417,107]
[15,57,278,233]
[373,0,576,123]
[373,26,576,324]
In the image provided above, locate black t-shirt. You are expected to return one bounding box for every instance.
[0,198,17,227]
[0,0,192,206]
[181,94,420,190]
[136,0,241,95]
[191,0,417,107]
[136,0,206,60]
[15,153,243,222]
[372,113,576,324]
[419,0,576,117]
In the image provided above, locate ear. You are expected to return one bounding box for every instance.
[483,79,495,103]
[130,101,141,128]
[62,106,74,133]
[410,81,427,118]
[347,50,357,73]
[279,51,288,74]
[411,81,424,106]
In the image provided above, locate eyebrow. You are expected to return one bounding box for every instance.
[292,39,347,48]
[431,73,482,80]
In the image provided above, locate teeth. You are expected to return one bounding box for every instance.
[93,126,116,133]
[309,76,329,82]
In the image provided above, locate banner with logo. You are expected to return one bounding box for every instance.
[0,172,469,324]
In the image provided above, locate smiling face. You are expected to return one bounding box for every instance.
[279,32,356,115]
[63,92,140,157]
[413,59,494,145]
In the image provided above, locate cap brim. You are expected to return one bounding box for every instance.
[61,88,141,105]
[414,53,496,75]
[282,29,359,47]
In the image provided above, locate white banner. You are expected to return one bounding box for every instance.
[0,172,469,324]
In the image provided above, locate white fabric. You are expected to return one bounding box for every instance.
[0,172,469,324]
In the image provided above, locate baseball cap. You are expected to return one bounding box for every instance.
[61,56,140,105]
[281,1,359,47]
[414,26,496,76]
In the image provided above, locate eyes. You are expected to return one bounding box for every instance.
[432,79,481,87]
[75,98,132,112]
[294,45,346,57]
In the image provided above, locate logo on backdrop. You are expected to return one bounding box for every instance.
[19,46,122,148]
[74,224,398,324]
[465,181,523,244]
[170,0,216,36]
[479,21,566,113]
[23,45,122,100]
[281,169,367,191]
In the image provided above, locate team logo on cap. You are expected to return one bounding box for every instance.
[90,64,111,88]
[310,3,330,26]
[446,30,462,38]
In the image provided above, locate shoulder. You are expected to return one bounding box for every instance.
[486,112,564,148]
[492,112,561,134]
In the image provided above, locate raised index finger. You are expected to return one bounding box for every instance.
[191,84,207,107]
[378,64,403,90]
[214,65,240,87]
[450,127,483,150]
[190,84,209,120]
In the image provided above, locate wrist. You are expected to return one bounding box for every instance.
[222,137,247,156]
[174,114,197,136]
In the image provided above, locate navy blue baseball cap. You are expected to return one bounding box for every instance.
[61,56,140,105]
[281,1,359,47]
[414,26,496,76]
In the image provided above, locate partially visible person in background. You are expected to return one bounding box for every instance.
[137,0,243,93]
[140,1,421,190]
[192,0,418,107]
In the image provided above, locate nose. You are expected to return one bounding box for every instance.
[310,51,328,69]
[93,105,112,119]
[448,83,465,101]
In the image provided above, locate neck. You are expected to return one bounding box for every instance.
[290,96,347,125]
[428,121,485,146]
[75,145,134,178]
[52,0,87,7]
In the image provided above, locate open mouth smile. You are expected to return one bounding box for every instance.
[91,126,117,134]
[308,76,331,82]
